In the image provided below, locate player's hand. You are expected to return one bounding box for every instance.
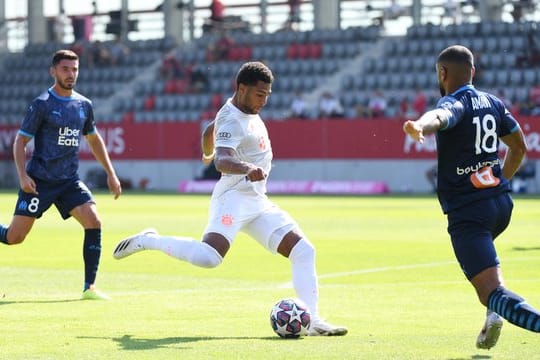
[20,174,38,195]
[403,120,425,144]
[108,174,122,199]
[246,167,267,182]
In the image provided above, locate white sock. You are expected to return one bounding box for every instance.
[289,238,319,319]
[142,235,223,268]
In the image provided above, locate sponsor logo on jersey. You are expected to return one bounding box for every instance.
[217,132,231,139]
[58,126,80,147]
[470,166,500,189]
[456,158,501,175]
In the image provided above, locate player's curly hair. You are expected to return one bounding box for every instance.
[52,49,79,66]
[236,61,274,87]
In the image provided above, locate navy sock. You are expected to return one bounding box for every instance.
[0,225,8,244]
[488,287,540,332]
[83,229,101,291]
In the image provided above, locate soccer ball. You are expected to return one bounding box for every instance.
[270,298,311,338]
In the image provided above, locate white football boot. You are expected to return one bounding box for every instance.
[308,318,348,336]
[113,228,158,259]
[476,310,503,350]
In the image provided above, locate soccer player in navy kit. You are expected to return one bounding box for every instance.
[0,49,122,300]
[404,45,540,349]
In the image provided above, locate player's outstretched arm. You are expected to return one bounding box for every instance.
[403,108,449,143]
[85,132,122,199]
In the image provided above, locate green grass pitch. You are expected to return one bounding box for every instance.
[1,192,539,359]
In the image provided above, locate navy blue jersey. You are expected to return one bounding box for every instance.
[19,88,96,181]
[436,85,520,213]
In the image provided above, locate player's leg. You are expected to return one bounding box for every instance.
[114,228,226,268]
[1,183,54,244]
[0,215,35,245]
[244,206,347,336]
[59,179,108,300]
[113,193,243,268]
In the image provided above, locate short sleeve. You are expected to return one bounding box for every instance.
[82,102,96,135]
[214,119,244,150]
[19,99,44,137]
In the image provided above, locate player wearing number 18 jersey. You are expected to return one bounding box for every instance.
[404,45,540,350]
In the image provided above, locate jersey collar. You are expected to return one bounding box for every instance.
[449,84,475,97]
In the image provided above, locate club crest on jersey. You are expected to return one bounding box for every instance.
[58,126,80,147]
[79,107,86,120]
[221,214,234,226]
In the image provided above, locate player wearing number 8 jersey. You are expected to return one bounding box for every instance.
[0,50,122,300]
[403,45,540,350]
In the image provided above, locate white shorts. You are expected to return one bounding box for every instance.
[203,189,300,253]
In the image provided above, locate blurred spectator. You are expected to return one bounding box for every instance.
[367,90,387,118]
[284,0,302,30]
[289,91,308,119]
[207,0,225,32]
[190,64,210,93]
[411,87,427,117]
[473,51,485,87]
[516,27,540,68]
[319,92,344,118]
[530,85,540,116]
[69,39,89,67]
[425,164,438,193]
[207,33,234,62]
[109,36,130,66]
[88,40,111,68]
[160,51,186,80]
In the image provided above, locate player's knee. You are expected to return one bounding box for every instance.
[289,238,315,264]
[7,231,27,245]
[194,242,223,268]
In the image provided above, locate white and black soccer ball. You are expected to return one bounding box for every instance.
[270,298,311,338]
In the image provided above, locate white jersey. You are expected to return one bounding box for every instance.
[212,99,273,197]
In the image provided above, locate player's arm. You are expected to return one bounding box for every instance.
[13,133,37,194]
[500,127,527,180]
[201,120,215,165]
[85,132,122,199]
[403,108,450,143]
[214,147,266,182]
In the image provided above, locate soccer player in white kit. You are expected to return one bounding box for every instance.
[114,61,347,336]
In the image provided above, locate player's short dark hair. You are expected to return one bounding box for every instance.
[437,45,474,68]
[235,61,274,88]
[51,49,79,66]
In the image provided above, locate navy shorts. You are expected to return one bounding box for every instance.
[14,177,94,220]
[446,192,513,280]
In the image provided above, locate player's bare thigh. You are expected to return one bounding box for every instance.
[5,215,35,244]
[203,232,230,257]
[70,202,101,229]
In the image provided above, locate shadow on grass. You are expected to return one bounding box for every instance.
[80,334,301,350]
[447,356,492,360]
[0,298,80,305]
[512,246,540,251]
